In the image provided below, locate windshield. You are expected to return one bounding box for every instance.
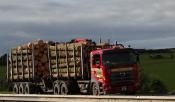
[103,52,137,66]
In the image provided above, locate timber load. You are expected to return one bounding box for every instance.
[48,42,92,79]
[8,40,49,81]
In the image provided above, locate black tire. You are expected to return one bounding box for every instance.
[125,91,136,95]
[92,83,100,95]
[19,83,24,94]
[13,83,19,94]
[54,83,61,95]
[68,81,80,94]
[24,83,34,94]
[60,82,68,95]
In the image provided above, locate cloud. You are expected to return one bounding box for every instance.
[1,0,175,55]
[126,36,175,49]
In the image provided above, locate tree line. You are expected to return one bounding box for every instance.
[0,54,7,65]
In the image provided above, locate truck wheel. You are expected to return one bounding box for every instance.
[54,83,60,95]
[67,81,80,94]
[13,83,19,94]
[60,82,68,95]
[24,83,34,94]
[19,83,24,94]
[92,83,100,95]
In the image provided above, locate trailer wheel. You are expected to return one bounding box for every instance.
[13,83,19,94]
[54,83,60,95]
[19,83,24,94]
[92,83,100,95]
[24,83,34,94]
[60,82,68,95]
[68,81,80,94]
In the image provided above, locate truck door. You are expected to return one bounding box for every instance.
[91,54,103,80]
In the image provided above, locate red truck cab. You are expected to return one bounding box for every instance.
[90,47,140,95]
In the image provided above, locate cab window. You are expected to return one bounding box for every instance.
[92,54,100,65]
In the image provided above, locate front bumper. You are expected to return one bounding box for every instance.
[104,84,139,94]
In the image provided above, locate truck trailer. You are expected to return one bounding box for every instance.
[7,39,140,95]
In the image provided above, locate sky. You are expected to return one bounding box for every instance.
[1,0,175,55]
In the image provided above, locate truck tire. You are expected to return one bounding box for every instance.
[13,83,19,94]
[92,83,100,95]
[54,83,60,95]
[67,81,80,94]
[24,83,34,94]
[19,83,24,94]
[60,82,68,95]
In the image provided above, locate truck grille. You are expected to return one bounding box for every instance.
[110,71,133,86]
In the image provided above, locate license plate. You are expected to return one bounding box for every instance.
[121,86,127,91]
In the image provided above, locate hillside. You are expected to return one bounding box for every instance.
[140,52,175,92]
[0,54,7,65]
[0,66,8,91]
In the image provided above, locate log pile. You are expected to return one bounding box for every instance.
[48,43,84,78]
[10,40,49,80]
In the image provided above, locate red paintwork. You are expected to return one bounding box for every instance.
[103,64,140,94]
[71,38,92,44]
[74,38,140,94]
[90,47,140,94]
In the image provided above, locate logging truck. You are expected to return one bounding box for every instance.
[7,39,140,95]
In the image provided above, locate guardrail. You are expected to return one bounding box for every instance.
[0,94,175,102]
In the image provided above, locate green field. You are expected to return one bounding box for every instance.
[0,66,6,79]
[140,53,175,92]
[0,66,8,92]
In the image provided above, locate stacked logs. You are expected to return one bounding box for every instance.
[49,43,83,78]
[10,40,49,80]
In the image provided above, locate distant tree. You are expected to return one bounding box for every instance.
[137,70,167,95]
[149,54,164,59]
[170,53,174,59]
[150,79,167,94]
[128,45,131,48]
[0,54,7,65]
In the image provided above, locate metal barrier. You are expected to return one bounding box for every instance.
[0,94,175,102]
